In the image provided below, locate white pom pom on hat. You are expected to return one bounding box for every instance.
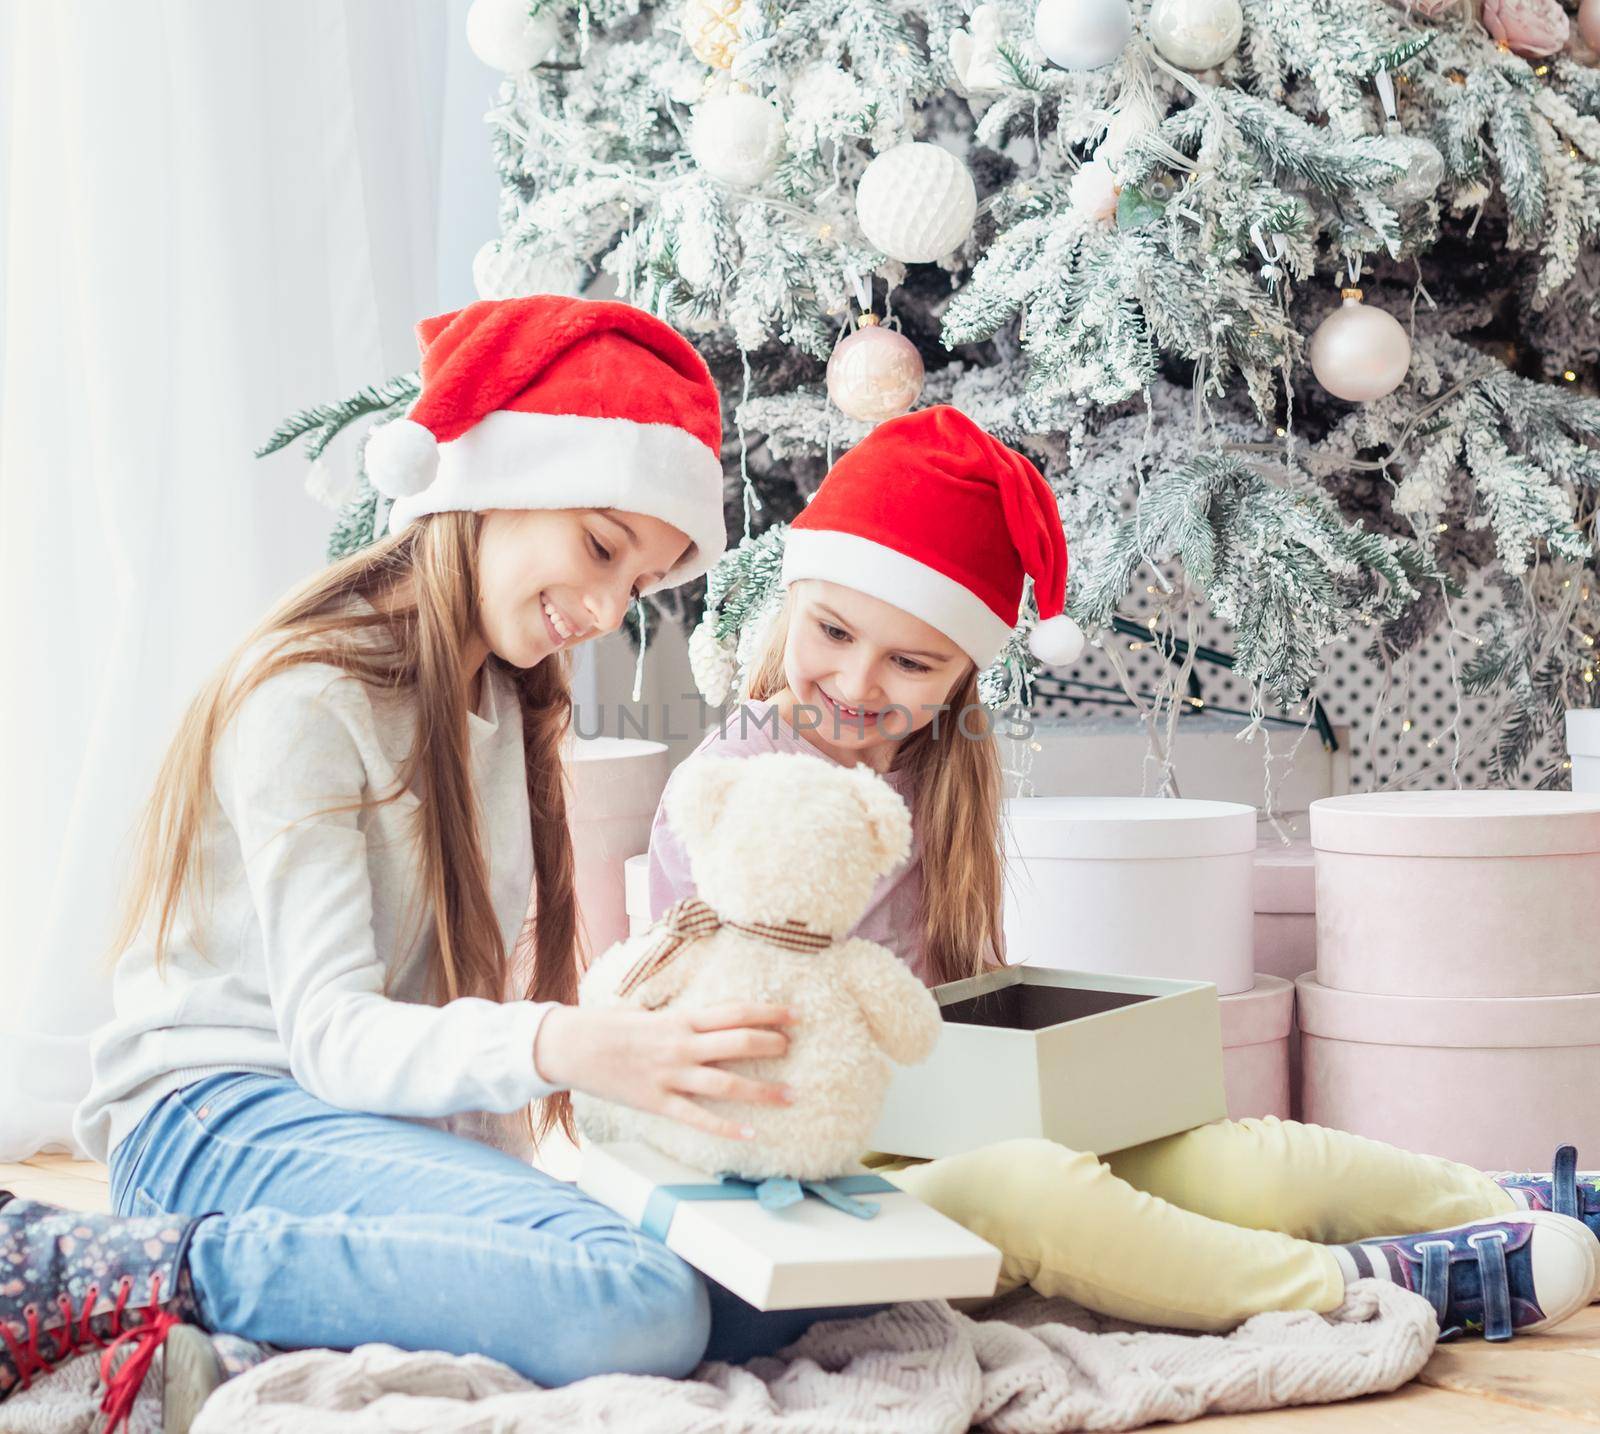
[364,418,440,500]
[1028,613,1087,667]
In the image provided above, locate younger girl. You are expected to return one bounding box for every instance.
[5,297,800,1418]
[650,403,1600,1344]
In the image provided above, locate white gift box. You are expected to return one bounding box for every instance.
[1003,796,1257,994]
[870,966,1227,1159]
[577,1141,1002,1311]
[1566,709,1600,794]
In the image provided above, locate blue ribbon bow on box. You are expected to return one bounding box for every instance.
[640,1172,899,1242]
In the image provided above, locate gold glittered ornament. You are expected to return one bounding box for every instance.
[683,0,743,69]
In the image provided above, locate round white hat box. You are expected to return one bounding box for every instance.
[1003,796,1257,994]
[567,738,670,956]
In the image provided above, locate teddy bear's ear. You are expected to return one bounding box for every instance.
[841,765,913,871]
[665,755,744,849]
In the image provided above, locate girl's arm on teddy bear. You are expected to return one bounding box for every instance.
[836,939,944,1065]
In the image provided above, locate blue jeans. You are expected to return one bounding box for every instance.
[109,1071,872,1384]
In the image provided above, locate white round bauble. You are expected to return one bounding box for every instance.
[1308,290,1412,402]
[472,239,581,300]
[1148,0,1243,69]
[465,0,561,72]
[1382,135,1446,205]
[688,92,786,186]
[1034,0,1133,70]
[1068,156,1120,225]
[683,0,743,69]
[826,319,926,422]
[855,143,977,264]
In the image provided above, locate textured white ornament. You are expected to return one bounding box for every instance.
[689,618,738,704]
[688,92,786,186]
[1381,134,1446,205]
[950,5,1009,93]
[683,0,743,69]
[826,317,926,422]
[472,240,581,300]
[465,0,560,72]
[1308,289,1412,402]
[1029,614,1087,666]
[855,143,977,264]
[1068,156,1120,225]
[1034,0,1133,70]
[1102,92,1160,175]
[305,454,360,512]
[364,418,440,500]
[1148,0,1242,69]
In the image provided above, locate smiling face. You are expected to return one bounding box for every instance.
[474,507,692,669]
[778,579,974,767]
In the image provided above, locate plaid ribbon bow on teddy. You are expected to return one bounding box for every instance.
[617,896,833,999]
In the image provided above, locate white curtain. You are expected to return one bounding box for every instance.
[0,0,501,1160]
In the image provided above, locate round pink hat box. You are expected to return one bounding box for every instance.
[1219,976,1294,1120]
[1310,790,1600,998]
[1003,797,1257,995]
[1297,974,1600,1169]
[1252,836,1316,983]
[569,738,669,955]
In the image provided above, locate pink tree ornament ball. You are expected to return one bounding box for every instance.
[1481,0,1570,57]
[826,317,926,423]
[1580,0,1600,51]
[1308,289,1412,403]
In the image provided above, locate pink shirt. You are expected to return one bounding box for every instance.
[647,700,930,983]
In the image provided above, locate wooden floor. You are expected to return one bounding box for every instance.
[6,1153,1600,1428]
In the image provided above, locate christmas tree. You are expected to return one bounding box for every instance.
[264,0,1600,791]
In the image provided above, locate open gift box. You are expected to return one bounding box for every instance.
[869,966,1228,1160]
[577,1141,1003,1310]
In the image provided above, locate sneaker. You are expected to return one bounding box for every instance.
[1492,1145,1600,1246]
[1339,1211,1600,1341]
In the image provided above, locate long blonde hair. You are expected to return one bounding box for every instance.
[107,512,581,1146]
[741,595,1005,985]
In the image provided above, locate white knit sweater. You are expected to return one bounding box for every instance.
[72,615,561,1165]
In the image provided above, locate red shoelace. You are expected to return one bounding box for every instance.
[0,1270,179,1434]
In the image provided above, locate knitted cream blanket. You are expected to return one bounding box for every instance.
[0,1281,1436,1434]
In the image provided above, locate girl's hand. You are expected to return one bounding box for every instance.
[534,1003,798,1140]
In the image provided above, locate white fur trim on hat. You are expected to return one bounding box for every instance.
[386,410,727,591]
[781,527,1015,668]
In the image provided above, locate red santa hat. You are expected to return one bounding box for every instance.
[366,296,726,593]
[781,406,1083,668]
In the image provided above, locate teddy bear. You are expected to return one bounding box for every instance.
[573,750,943,1181]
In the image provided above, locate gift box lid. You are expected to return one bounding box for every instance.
[1310,790,1600,858]
[1253,835,1315,913]
[1004,796,1257,860]
[1218,974,1294,1046]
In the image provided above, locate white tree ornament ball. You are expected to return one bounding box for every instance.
[855,143,977,264]
[826,318,926,422]
[1383,135,1446,204]
[1308,289,1412,402]
[688,92,786,186]
[472,240,581,300]
[1148,0,1243,69]
[466,0,561,72]
[1034,0,1133,70]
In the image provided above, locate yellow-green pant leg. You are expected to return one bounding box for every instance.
[881,1138,1344,1333]
[1105,1116,1516,1244]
